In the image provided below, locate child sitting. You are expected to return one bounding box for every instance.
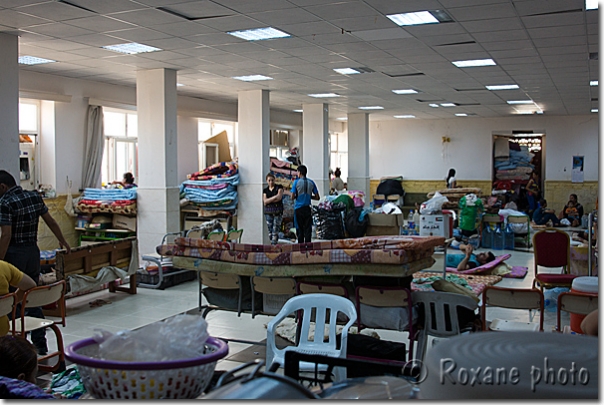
[564,200,580,227]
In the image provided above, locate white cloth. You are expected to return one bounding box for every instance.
[447,176,456,188]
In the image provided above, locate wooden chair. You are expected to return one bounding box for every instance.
[531,229,576,292]
[507,215,531,250]
[480,286,544,332]
[250,276,296,318]
[354,286,415,360]
[13,280,67,373]
[0,292,16,336]
[207,230,226,241]
[226,229,243,243]
[556,292,598,333]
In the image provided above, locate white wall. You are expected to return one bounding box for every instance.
[368,115,598,182]
[176,115,199,183]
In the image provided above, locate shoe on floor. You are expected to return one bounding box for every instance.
[35,344,48,356]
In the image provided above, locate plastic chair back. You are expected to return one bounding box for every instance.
[481,286,544,332]
[266,293,357,382]
[207,230,226,241]
[507,215,531,248]
[556,292,598,332]
[22,281,66,309]
[226,229,243,243]
[186,228,204,239]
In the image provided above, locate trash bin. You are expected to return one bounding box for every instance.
[570,276,598,333]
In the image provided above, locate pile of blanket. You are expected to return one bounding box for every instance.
[181,162,239,210]
[76,188,137,215]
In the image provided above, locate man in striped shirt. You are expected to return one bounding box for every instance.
[0,170,71,355]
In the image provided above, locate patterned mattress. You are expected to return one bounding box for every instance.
[157,235,445,267]
[77,199,137,215]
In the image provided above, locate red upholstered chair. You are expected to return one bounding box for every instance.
[531,229,576,292]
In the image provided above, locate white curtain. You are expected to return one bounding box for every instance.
[81,105,104,189]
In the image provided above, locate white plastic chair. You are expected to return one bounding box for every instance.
[266,293,357,382]
[412,291,478,363]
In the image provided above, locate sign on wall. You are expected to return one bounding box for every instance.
[572,155,584,183]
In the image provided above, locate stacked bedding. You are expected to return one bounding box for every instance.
[269,157,298,190]
[181,162,239,210]
[77,188,137,215]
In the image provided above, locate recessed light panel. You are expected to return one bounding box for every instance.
[429,104,439,108]
[18,56,56,65]
[452,59,496,68]
[590,80,598,86]
[233,75,273,82]
[228,27,290,41]
[507,100,534,105]
[486,84,519,90]
[293,109,303,113]
[334,68,360,75]
[455,113,468,117]
[586,0,598,10]
[103,43,161,54]
[392,89,418,94]
[387,11,439,26]
[337,117,348,121]
[440,103,457,107]
[394,115,415,118]
[308,93,340,98]
[591,108,598,113]
[358,106,384,110]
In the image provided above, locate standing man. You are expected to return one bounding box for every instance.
[0,170,71,355]
[291,165,320,244]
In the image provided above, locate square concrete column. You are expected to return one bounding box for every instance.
[302,103,329,197]
[136,69,180,255]
[237,89,270,244]
[347,113,370,205]
[0,33,19,175]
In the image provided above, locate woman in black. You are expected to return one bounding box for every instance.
[263,173,284,245]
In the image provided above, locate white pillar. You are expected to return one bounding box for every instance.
[347,113,370,205]
[302,103,329,197]
[0,33,19,175]
[237,90,270,244]
[136,69,180,255]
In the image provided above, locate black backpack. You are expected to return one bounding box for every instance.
[345,207,369,238]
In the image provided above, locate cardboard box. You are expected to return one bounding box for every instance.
[366,225,400,236]
[112,214,137,232]
[419,214,450,237]
[368,213,402,227]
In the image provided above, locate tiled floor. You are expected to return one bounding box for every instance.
[39,245,574,392]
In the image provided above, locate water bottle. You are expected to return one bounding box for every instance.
[408,210,415,232]
[413,211,420,235]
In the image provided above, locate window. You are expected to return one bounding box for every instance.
[198,119,237,170]
[330,132,348,182]
[102,109,138,186]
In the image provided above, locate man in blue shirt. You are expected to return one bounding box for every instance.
[291,165,320,243]
[446,244,495,270]
[532,199,561,226]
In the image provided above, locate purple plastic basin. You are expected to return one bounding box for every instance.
[65,336,228,371]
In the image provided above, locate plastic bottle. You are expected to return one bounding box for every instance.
[408,210,415,232]
[413,211,420,235]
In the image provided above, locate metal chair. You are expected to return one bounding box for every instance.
[411,291,478,363]
[226,229,243,243]
[250,276,296,318]
[556,292,598,333]
[507,215,531,250]
[266,293,357,383]
[0,292,16,336]
[354,286,416,360]
[296,281,348,297]
[13,280,67,373]
[480,286,544,332]
[198,270,244,317]
[532,229,576,292]
[207,230,226,241]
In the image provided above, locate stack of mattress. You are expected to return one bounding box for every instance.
[181,162,239,210]
[77,188,137,215]
[269,157,298,190]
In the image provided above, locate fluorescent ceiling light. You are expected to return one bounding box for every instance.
[590,80,598,86]
[429,104,439,108]
[293,109,303,113]
[387,11,438,26]
[18,56,56,65]
[440,103,457,107]
[455,113,468,117]
[334,68,360,75]
[516,111,535,115]
[452,59,496,68]
[103,43,161,54]
[308,93,340,98]
[394,115,415,118]
[228,27,290,41]
[586,0,598,10]
[358,106,384,110]
[232,75,273,82]
[337,117,348,121]
[591,108,598,113]
[392,89,418,94]
[507,100,534,105]
[177,83,184,87]
[486,84,519,90]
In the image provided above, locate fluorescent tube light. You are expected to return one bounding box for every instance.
[452,59,496,68]
[486,84,519,90]
[387,11,439,26]
[102,43,161,54]
[455,113,468,117]
[590,80,598,86]
[337,117,348,121]
[440,103,457,107]
[507,100,534,105]
[358,106,384,110]
[392,89,418,94]
[293,109,303,113]
[308,93,340,98]
[228,27,290,41]
[232,75,273,81]
[591,108,598,113]
[19,56,56,65]
[334,68,360,75]
[429,104,439,108]
[394,115,415,118]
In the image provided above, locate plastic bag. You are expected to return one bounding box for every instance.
[420,192,449,214]
[93,314,209,362]
[543,287,570,312]
[379,202,402,215]
[560,218,571,226]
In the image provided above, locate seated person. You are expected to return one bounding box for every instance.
[532,199,561,226]
[562,200,581,227]
[0,335,56,399]
[581,309,598,336]
[558,193,584,226]
[446,244,495,270]
[111,172,137,189]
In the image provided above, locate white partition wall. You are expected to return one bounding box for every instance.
[302,103,330,197]
[0,33,19,176]
[347,113,370,204]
